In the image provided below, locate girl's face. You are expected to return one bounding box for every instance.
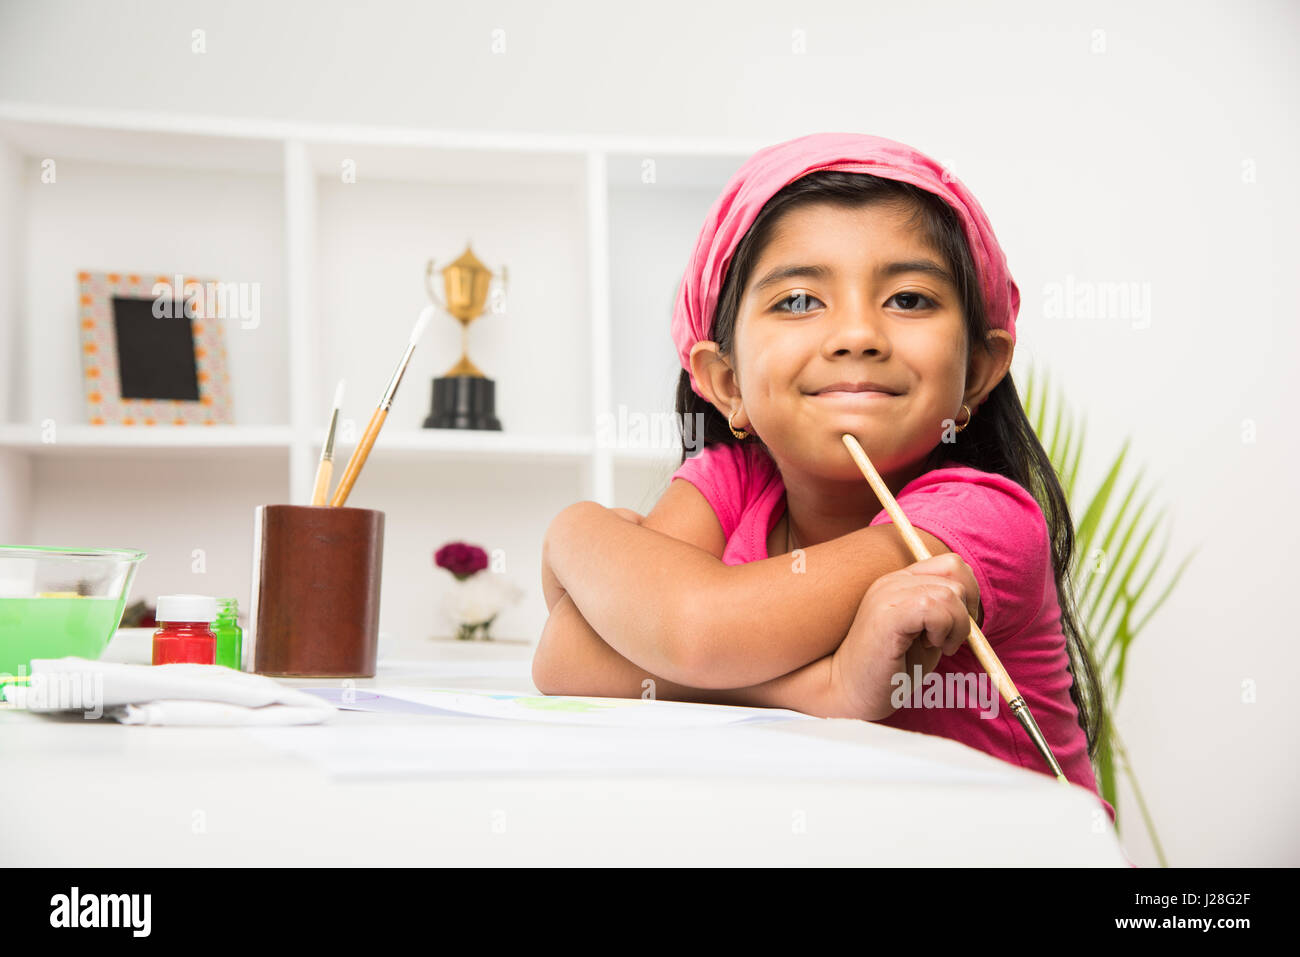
[718,200,974,482]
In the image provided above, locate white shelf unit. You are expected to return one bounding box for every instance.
[0,102,757,646]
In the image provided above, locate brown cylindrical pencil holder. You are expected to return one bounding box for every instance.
[248,504,384,677]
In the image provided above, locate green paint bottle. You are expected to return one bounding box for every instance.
[214,598,243,670]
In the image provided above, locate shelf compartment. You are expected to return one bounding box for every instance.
[312,428,594,466]
[0,424,294,458]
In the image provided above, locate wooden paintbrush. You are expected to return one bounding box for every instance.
[840,431,1070,785]
[329,307,434,508]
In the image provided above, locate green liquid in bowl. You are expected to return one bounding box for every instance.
[0,596,127,675]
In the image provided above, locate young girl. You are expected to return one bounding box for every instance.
[535,132,1113,823]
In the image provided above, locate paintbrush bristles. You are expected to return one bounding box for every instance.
[323,378,346,459]
[310,379,347,507]
[410,305,434,344]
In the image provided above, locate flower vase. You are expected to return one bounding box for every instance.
[456,614,498,641]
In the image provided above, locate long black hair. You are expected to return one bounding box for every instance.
[674,170,1107,760]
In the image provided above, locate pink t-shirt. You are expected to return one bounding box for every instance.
[670,440,1116,825]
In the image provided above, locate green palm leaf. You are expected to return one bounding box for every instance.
[1062,414,1085,503]
[1021,361,1195,868]
[1091,502,1159,643]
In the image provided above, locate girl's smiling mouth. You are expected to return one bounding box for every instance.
[806,379,902,395]
[805,389,898,407]
[803,380,903,405]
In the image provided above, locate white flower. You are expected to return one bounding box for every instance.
[441,573,524,626]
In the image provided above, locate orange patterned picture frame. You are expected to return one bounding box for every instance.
[77,270,234,426]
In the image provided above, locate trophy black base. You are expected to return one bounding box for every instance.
[423,375,502,431]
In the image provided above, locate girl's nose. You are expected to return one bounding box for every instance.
[823,302,890,357]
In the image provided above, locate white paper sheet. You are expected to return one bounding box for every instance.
[371,659,535,680]
[301,685,816,728]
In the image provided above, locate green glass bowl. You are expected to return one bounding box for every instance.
[0,545,146,675]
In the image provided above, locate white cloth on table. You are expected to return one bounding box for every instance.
[3,657,335,726]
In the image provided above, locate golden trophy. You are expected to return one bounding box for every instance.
[422,244,508,431]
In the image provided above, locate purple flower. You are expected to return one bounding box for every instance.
[435,542,489,580]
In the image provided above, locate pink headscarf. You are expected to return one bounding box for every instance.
[671,132,1020,400]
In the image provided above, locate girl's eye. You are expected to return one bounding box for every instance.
[890,291,936,310]
[773,291,824,314]
[773,291,936,314]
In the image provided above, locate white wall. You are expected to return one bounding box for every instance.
[2,0,1297,868]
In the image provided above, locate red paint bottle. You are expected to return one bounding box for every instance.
[152,594,219,665]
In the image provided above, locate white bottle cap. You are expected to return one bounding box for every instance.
[156,594,219,623]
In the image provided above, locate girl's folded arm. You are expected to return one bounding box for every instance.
[686,521,946,687]
[532,591,847,717]
[546,495,957,690]
[543,499,721,684]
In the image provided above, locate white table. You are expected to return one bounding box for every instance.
[0,630,1129,866]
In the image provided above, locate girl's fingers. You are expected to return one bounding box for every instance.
[891,586,950,650]
[940,586,972,655]
[920,583,971,655]
[883,574,973,619]
[903,554,980,620]
[904,584,970,654]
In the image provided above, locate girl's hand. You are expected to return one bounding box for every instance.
[828,553,981,721]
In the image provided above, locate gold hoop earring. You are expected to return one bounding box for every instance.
[728,408,749,440]
[953,403,973,433]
